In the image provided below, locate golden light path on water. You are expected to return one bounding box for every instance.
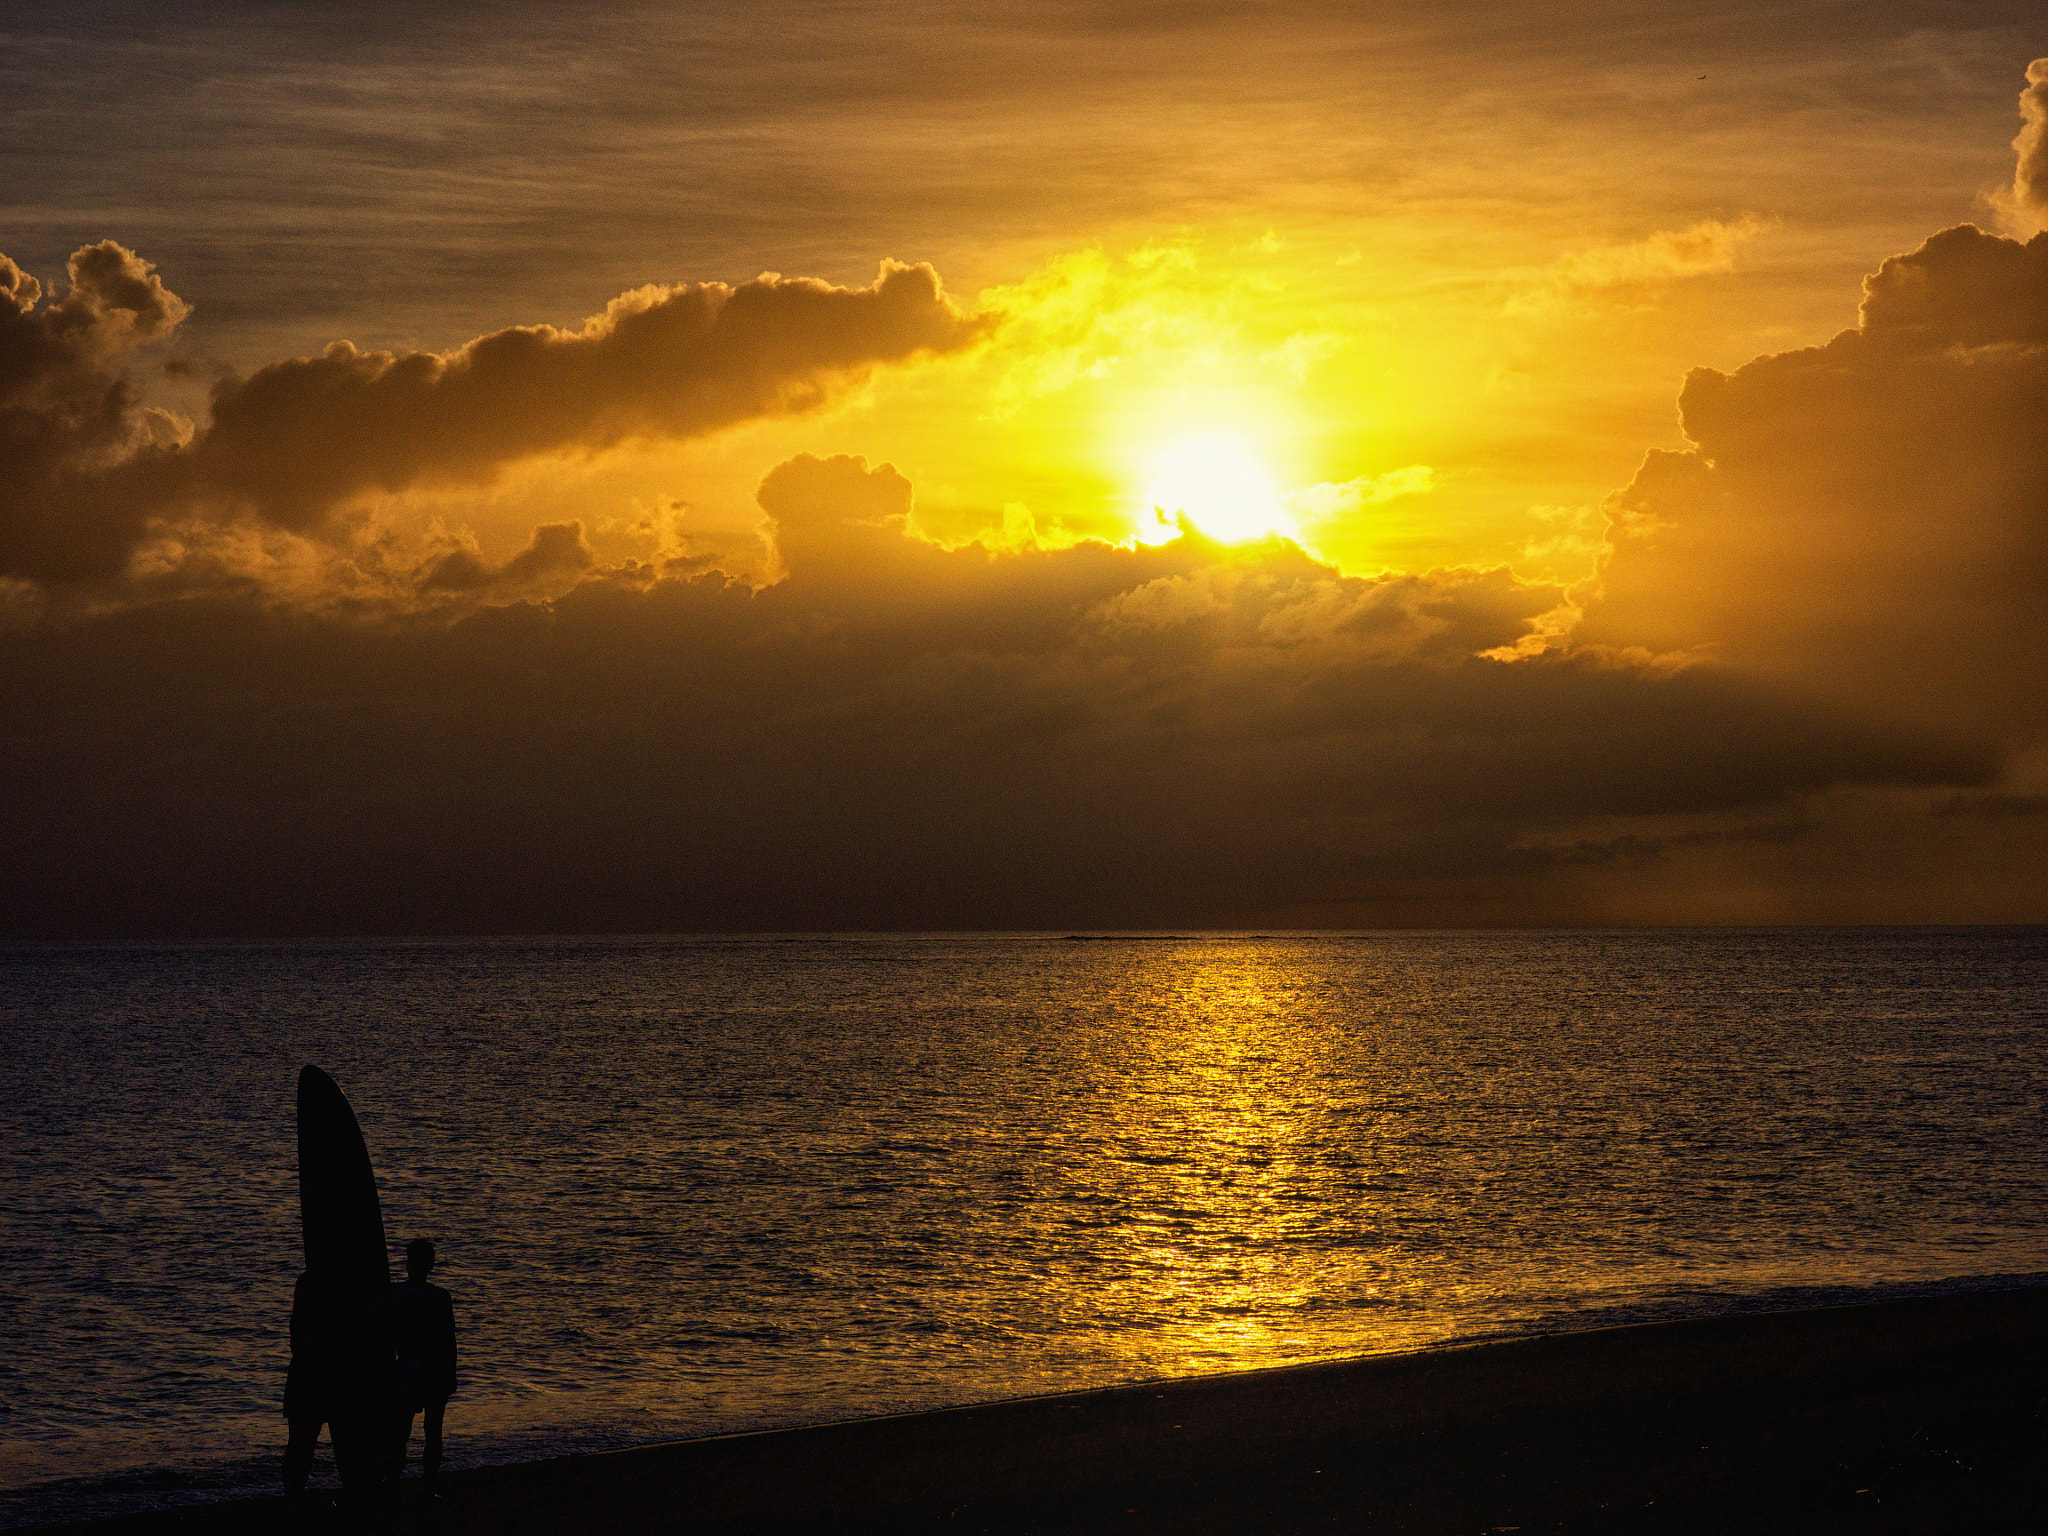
[1083,948,1371,1368]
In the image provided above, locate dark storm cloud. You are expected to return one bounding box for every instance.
[0,452,1999,937]
[420,521,595,592]
[0,248,978,582]
[187,260,976,528]
[1580,222,2048,746]
[0,241,192,581]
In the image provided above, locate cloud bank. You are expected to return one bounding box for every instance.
[4,172,2046,929]
[0,431,2024,934]
[0,249,979,583]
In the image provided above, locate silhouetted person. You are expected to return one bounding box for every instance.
[386,1238,458,1489]
[284,1267,392,1501]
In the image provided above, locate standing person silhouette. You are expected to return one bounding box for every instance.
[387,1238,459,1490]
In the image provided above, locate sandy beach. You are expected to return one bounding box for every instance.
[27,1286,2045,1536]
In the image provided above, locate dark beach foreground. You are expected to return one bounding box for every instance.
[35,1287,2047,1536]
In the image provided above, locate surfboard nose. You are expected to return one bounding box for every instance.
[296,1065,391,1290]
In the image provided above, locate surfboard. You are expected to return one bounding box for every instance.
[297,1065,390,1292]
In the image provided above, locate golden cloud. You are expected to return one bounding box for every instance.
[1995,57,2048,236]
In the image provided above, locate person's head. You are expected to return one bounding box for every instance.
[406,1238,436,1280]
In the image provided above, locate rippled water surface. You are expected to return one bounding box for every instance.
[2,929,2044,1524]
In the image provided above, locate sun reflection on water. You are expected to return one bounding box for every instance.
[981,946,1408,1379]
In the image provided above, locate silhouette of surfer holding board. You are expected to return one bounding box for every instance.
[286,1066,460,1504]
[287,1066,393,1502]
[284,1263,378,1498]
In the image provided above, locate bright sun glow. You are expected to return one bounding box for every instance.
[1141,433,1298,545]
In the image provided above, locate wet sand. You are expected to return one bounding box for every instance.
[33,1286,2047,1535]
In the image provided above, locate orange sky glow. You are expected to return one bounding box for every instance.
[2,2,2044,932]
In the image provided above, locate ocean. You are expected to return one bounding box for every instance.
[2,929,2043,1527]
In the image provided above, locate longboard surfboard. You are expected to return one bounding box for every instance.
[297,1065,390,1292]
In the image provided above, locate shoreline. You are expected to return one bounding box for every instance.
[23,1285,2047,1534]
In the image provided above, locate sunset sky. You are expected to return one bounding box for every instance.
[3,1,2044,933]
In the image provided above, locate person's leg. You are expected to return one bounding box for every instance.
[283,1415,322,1497]
[330,1408,368,1500]
[390,1405,417,1484]
[422,1400,446,1487]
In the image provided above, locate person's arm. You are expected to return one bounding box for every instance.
[436,1291,458,1397]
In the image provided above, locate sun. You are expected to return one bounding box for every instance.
[1141,433,1297,544]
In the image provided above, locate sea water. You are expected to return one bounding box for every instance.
[2,929,2043,1526]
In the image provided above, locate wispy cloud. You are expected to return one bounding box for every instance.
[1506,215,1772,317]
